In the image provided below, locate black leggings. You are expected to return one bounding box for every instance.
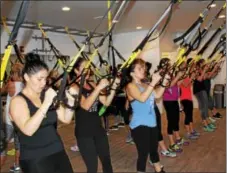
[77,135,113,173]
[181,100,193,125]
[131,126,159,172]
[163,101,180,135]
[155,105,163,141]
[20,150,73,173]
[115,96,131,125]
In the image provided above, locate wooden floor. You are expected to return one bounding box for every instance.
[1,109,226,173]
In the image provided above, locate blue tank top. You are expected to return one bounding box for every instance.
[129,84,157,129]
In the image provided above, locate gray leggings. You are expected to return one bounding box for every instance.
[1,124,20,156]
[195,91,209,120]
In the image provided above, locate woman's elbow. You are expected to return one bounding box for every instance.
[62,120,71,125]
[22,130,34,137]
[80,104,90,111]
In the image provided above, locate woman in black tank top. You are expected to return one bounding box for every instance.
[9,53,77,173]
[70,57,120,173]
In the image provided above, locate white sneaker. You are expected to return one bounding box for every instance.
[161,150,177,157]
[209,117,216,123]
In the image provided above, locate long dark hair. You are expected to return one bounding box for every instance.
[22,53,48,82]
[120,59,145,88]
[69,57,85,80]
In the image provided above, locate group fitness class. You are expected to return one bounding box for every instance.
[0,0,226,173]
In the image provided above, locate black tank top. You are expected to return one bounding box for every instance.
[75,88,105,137]
[14,92,64,160]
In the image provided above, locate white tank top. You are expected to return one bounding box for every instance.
[5,81,24,125]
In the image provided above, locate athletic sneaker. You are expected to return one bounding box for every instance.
[203,125,214,132]
[176,138,190,146]
[7,149,15,156]
[168,144,182,153]
[208,123,217,129]
[186,133,198,140]
[213,112,222,119]
[191,130,200,136]
[209,117,216,123]
[109,125,119,131]
[148,160,164,168]
[70,145,79,152]
[160,150,176,157]
[10,163,21,172]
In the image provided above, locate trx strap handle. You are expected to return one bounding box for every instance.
[207,33,226,60]
[173,0,215,44]
[183,3,226,58]
[65,27,103,78]
[50,0,119,109]
[38,23,68,69]
[76,0,127,99]
[111,45,126,62]
[2,17,24,64]
[120,0,180,71]
[0,0,30,88]
[197,21,225,56]
[173,0,215,68]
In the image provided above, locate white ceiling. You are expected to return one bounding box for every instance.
[1,0,226,51]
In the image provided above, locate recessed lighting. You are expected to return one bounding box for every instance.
[219,15,226,19]
[62,6,70,11]
[210,3,216,8]
[136,26,142,30]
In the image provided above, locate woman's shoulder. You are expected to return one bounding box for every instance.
[10,94,27,106]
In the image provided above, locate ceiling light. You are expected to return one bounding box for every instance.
[210,3,216,8]
[219,15,226,19]
[136,26,142,30]
[62,6,70,11]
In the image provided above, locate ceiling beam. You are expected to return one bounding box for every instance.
[0,18,104,38]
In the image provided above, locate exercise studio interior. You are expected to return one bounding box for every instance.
[0,1,226,173]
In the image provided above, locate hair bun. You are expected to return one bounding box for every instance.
[24,52,41,64]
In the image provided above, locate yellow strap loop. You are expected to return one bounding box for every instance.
[38,23,66,68]
[0,45,13,88]
[38,23,47,38]
[175,47,186,66]
[107,0,112,31]
[67,44,87,73]
[2,17,11,36]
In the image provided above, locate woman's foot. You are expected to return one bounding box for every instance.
[191,130,200,136]
[208,123,217,129]
[186,133,198,140]
[7,149,15,156]
[168,144,182,153]
[70,145,79,152]
[9,163,21,172]
[155,167,166,173]
[209,117,216,123]
[203,125,214,132]
[160,150,176,157]
[149,161,164,168]
[176,138,190,146]
[213,112,222,119]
